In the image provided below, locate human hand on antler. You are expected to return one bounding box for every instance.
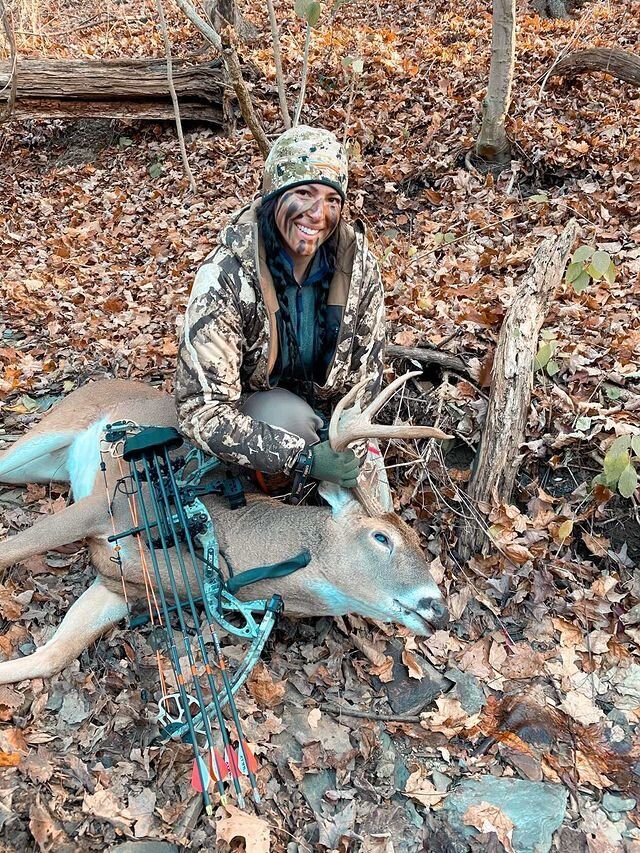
[310,442,360,488]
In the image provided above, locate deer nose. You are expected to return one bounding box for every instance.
[418,597,449,628]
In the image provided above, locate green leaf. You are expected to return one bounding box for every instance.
[443,232,456,244]
[546,359,560,376]
[610,435,632,455]
[591,473,608,487]
[592,250,611,275]
[572,270,591,293]
[148,161,163,179]
[351,58,364,74]
[604,260,617,284]
[118,136,134,148]
[575,416,592,431]
[566,262,584,283]
[603,447,630,485]
[529,193,549,203]
[632,436,640,456]
[618,464,638,499]
[586,263,603,281]
[572,245,593,264]
[535,342,553,370]
[295,0,322,23]
[604,384,621,401]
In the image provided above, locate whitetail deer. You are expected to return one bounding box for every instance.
[0,373,450,685]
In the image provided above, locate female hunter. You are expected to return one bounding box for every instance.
[175,125,387,503]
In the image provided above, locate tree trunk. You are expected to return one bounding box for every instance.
[458,220,577,560]
[0,59,226,124]
[203,0,258,41]
[548,48,640,87]
[474,0,516,166]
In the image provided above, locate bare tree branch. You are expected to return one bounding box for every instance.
[173,0,270,158]
[220,26,270,157]
[265,0,291,128]
[292,23,310,127]
[154,0,197,193]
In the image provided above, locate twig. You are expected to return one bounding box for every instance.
[0,0,17,119]
[265,0,291,129]
[154,0,197,194]
[293,23,311,127]
[319,702,422,723]
[403,212,520,270]
[341,71,356,148]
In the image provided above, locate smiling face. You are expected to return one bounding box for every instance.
[274,183,343,267]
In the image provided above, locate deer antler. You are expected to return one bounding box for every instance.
[329,370,453,516]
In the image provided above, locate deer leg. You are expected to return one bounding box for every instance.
[0,578,128,684]
[0,431,74,484]
[0,494,105,571]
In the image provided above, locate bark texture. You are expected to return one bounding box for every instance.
[0,59,225,124]
[548,48,640,87]
[474,0,516,165]
[458,220,577,560]
[386,345,470,377]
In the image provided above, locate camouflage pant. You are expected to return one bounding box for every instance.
[240,388,392,509]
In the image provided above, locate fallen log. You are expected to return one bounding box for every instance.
[458,220,577,560]
[547,48,640,87]
[386,344,470,377]
[0,58,227,124]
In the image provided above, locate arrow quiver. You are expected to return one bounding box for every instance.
[100,421,288,810]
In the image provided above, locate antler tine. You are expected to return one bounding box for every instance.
[328,377,368,449]
[361,370,423,419]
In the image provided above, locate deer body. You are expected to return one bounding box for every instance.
[0,379,447,685]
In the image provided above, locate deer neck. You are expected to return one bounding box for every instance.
[210,495,329,577]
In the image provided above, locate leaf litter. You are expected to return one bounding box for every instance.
[0,0,639,849]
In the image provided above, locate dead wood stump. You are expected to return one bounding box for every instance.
[0,58,227,124]
[458,220,577,560]
[547,48,640,87]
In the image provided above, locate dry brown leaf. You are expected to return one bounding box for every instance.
[246,661,286,709]
[560,690,605,726]
[308,708,321,729]
[582,532,610,558]
[29,798,70,852]
[404,769,445,807]
[369,656,395,682]
[402,648,424,680]
[463,801,515,853]
[217,804,271,852]
[500,642,546,680]
[0,751,21,767]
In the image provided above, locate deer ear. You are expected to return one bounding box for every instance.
[318,482,359,516]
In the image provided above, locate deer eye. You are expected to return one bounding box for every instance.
[373,532,390,547]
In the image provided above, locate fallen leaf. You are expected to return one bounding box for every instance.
[404,768,445,807]
[402,648,424,680]
[216,804,271,852]
[308,708,321,729]
[246,661,286,708]
[463,801,515,853]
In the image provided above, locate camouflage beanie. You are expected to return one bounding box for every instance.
[262,125,348,202]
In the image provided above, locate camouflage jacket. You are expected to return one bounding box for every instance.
[175,202,385,474]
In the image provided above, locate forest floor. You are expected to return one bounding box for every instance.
[0,0,639,849]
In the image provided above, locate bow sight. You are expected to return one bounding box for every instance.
[100,421,289,811]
